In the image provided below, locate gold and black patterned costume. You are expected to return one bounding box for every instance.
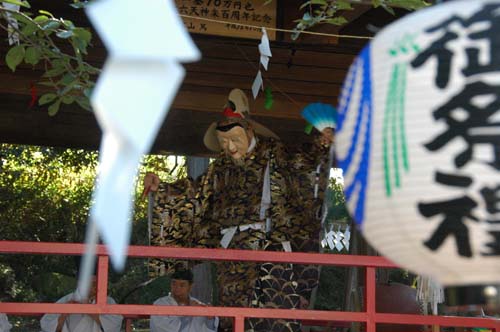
[150,136,329,332]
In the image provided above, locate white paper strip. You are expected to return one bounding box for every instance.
[2,3,20,45]
[258,28,272,70]
[86,0,200,61]
[252,70,263,99]
[84,0,200,276]
[90,59,185,269]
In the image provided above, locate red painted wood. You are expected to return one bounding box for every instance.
[365,267,376,332]
[125,318,132,332]
[0,241,397,267]
[96,255,108,305]
[234,316,245,332]
[0,240,499,331]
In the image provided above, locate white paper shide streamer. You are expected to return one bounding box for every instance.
[416,275,444,315]
[81,0,200,293]
[321,224,350,252]
[2,2,20,45]
[252,28,272,99]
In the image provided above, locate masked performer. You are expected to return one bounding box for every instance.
[144,89,333,332]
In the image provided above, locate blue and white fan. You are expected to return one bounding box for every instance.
[301,103,337,131]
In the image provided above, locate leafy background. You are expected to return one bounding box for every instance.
[0,144,186,330]
[0,144,362,330]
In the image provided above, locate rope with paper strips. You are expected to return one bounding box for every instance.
[252,28,272,100]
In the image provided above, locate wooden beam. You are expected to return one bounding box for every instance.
[0,93,314,156]
[0,2,368,155]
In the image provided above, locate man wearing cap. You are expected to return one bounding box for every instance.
[144,88,333,332]
[150,269,218,332]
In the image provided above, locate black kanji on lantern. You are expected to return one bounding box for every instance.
[420,172,479,257]
[483,231,500,256]
[424,81,500,170]
[480,184,500,256]
[411,4,500,260]
[411,4,500,89]
[481,184,500,215]
[419,195,479,257]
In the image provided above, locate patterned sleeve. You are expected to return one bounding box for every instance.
[287,136,331,173]
[149,177,199,277]
[266,137,330,246]
[192,163,220,248]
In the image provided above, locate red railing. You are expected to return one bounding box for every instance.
[0,240,498,332]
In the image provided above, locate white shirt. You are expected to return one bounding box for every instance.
[0,314,11,332]
[150,295,218,332]
[40,292,122,332]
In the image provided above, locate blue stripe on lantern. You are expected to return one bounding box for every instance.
[337,45,373,229]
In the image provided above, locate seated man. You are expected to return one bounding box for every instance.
[40,275,122,332]
[150,269,218,332]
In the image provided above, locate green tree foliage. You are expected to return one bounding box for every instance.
[0,145,98,303]
[276,0,430,39]
[0,144,185,311]
[326,174,350,224]
[0,0,98,115]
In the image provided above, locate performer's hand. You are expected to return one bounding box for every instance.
[143,172,160,198]
[320,128,335,146]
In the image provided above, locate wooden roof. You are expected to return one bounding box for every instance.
[0,1,408,156]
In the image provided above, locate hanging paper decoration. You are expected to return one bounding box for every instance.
[416,275,444,315]
[258,28,272,70]
[321,224,350,252]
[264,87,273,110]
[2,2,20,45]
[251,70,263,100]
[252,28,272,99]
[301,102,337,132]
[335,0,500,300]
[85,0,200,272]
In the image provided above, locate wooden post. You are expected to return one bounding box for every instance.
[186,156,213,304]
[125,318,133,332]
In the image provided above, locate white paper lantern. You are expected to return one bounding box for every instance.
[336,0,500,305]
